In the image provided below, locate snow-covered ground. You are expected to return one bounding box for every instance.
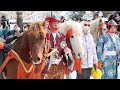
[64,70,94,79]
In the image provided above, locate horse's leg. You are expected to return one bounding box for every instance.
[6,59,19,79]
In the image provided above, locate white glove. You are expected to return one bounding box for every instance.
[51,58,62,65]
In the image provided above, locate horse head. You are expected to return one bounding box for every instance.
[90,18,108,43]
[28,22,48,64]
[15,21,48,65]
[99,18,108,35]
[59,21,84,59]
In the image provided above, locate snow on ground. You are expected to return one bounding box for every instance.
[64,70,94,79]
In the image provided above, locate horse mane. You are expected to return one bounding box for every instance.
[14,22,47,64]
[90,18,108,33]
[90,18,100,32]
[14,31,31,63]
[28,22,47,39]
[59,21,83,37]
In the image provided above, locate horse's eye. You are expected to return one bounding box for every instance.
[71,35,74,38]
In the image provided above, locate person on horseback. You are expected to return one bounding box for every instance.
[76,20,98,79]
[42,14,73,79]
[96,19,120,79]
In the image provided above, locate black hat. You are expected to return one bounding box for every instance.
[113,11,120,17]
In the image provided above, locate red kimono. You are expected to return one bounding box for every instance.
[42,30,67,79]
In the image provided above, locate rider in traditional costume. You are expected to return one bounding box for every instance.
[42,14,73,79]
[97,19,120,79]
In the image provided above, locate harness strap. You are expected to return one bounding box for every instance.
[98,22,103,38]
[0,52,11,74]
[11,39,17,44]
[0,49,34,74]
[11,49,34,73]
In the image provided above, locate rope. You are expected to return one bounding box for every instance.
[10,39,34,73]
[10,49,34,73]
[11,39,17,44]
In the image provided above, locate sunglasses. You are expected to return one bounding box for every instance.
[84,24,90,26]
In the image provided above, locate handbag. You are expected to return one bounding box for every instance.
[91,67,102,79]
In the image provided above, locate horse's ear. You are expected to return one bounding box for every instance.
[99,19,102,23]
[42,21,48,28]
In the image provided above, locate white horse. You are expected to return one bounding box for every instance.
[59,20,84,59]
[58,21,84,79]
[90,18,108,43]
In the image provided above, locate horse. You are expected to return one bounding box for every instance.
[0,22,49,79]
[90,18,108,43]
[58,20,84,79]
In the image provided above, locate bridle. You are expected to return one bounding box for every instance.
[98,20,103,38]
[28,33,48,64]
[66,29,74,54]
[42,37,49,60]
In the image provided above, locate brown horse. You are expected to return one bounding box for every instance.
[4,22,48,79]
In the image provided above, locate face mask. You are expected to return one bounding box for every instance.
[83,29,89,35]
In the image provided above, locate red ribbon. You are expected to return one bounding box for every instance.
[66,29,74,38]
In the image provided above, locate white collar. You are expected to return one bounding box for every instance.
[52,33,57,39]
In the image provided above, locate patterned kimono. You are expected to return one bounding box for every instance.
[96,32,120,79]
[42,29,67,79]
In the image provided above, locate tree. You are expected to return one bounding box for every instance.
[16,11,23,30]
